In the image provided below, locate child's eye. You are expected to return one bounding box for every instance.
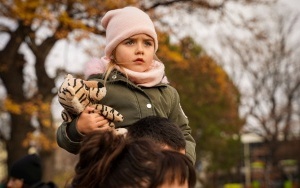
[144,41,153,46]
[124,40,134,45]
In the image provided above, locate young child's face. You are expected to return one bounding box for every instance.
[114,34,155,72]
[158,176,189,188]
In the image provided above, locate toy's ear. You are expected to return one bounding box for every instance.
[84,80,105,88]
[84,80,99,88]
[98,82,104,88]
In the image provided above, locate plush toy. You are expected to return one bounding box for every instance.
[57,74,124,126]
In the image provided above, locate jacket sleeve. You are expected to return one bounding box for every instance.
[56,117,84,154]
[168,87,196,165]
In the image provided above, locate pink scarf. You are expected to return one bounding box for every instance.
[84,57,169,87]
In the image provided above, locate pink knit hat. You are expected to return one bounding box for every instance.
[101,6,158,58]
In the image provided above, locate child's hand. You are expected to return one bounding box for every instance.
[76,106,110,134]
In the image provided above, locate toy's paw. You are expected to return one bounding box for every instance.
[115,128,128,136]
[61,110,72,123]
[92,104,124,122]
[108,122,115,128]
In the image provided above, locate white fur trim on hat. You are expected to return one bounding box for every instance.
[101,6,158,58]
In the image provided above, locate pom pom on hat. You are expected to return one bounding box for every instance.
[101,6,158,58]
[10,154,42,186]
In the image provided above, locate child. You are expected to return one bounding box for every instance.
[71,130,196,188]
[56,6,196,164]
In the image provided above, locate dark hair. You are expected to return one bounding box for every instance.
[72,130,126,188]
[154,150,196,187]
[127,116,186,151]
[71,130,196,188]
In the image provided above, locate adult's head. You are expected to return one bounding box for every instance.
[72,130,196,188]
[127,116,186,154]
[7,154,42,188]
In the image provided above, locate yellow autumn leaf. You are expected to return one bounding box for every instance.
[4,98,21,114]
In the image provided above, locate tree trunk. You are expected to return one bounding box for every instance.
[39,101,56,181]
[33,38,57,181]
[40,151,56,182]
[0,23,57,181]
[6,114,34,171]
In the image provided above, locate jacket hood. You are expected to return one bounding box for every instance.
[84,57,108,79]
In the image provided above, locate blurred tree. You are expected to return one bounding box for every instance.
[213,2,300,185]
[0,0,139,180]
[158,35,244,186]
[0,0,274,183]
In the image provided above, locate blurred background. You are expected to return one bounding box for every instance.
[0,0,299,187]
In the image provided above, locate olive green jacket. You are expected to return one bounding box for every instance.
[56,70,196,164]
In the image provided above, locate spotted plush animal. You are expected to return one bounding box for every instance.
[57,74,124,125]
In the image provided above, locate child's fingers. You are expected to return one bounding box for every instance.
[84,106,95,113]
[96,124,111,131]
[95,117,109,127]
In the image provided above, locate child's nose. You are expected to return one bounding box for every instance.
[135,42,144,54]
